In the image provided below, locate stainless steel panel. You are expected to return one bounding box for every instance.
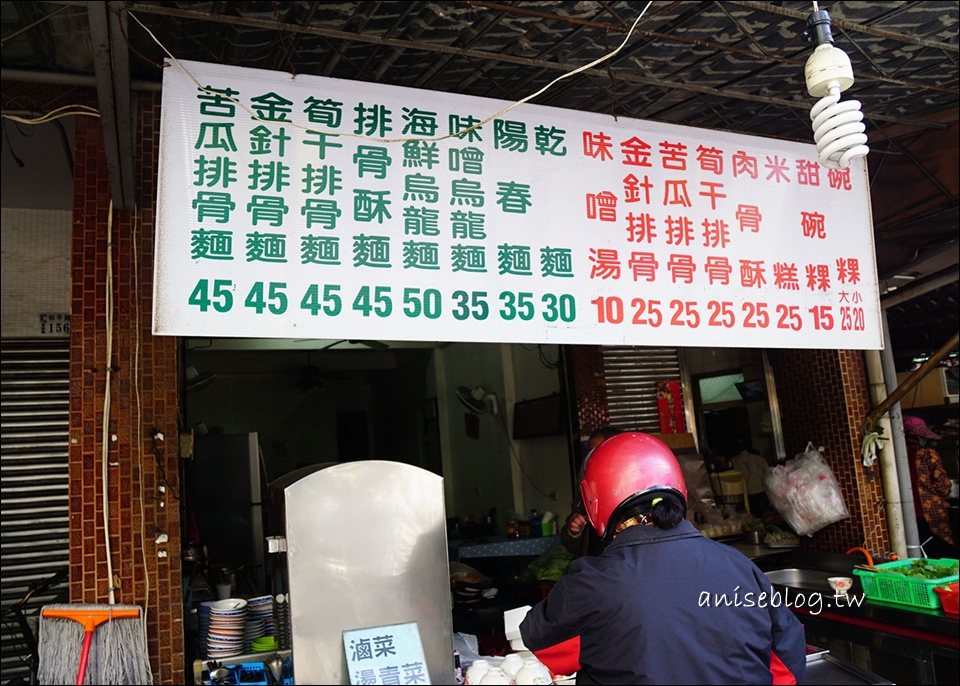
[762,350,786,461]
[286,461,453,684]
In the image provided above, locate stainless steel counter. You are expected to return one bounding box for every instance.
[803,648,892,685]
[751,549,959,639]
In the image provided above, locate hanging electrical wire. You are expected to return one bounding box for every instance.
[520,344,560,370]
[126,2,652,144]
[102,201,118,605]
[494,401,558,501]
[1,104,101,124]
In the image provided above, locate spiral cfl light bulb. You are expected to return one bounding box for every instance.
[803,11,869,169]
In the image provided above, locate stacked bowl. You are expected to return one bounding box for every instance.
[251,635,278,653]
[207,598,248,659]
[196,600,216,658]
[247,595,274,643]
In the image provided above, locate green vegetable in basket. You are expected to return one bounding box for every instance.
[896,559,959,580]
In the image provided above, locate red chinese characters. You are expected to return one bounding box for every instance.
[796,160,820,186]
[773,262,800,291]
[665,216,694,246]
[805,264,831,291]
[663,180,691,207]
[828,167,852,190]
[836,257,861,284]
[629,252,658,282]
[801,211,826,239]
[732,150,758,179]
[660,141,688,170]
[589,248,621,279]
[764,156,791,183]
[586,191,617,221]
[583,131,614,160]
[696,145,723,175]
[735,204,761,233]
[667,254,696,284]
[704,256,733,285]
[626,212,657,243]
[698,181,726,210]
[623,174,652,204]
[701,219,730,248]
[620,137,652,166]
[739,260,767,288]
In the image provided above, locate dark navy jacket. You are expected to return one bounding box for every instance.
[519,520,806,685]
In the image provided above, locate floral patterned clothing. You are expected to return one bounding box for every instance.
[908,443,954,546]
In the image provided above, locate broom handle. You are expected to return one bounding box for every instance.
[76,629,94,685]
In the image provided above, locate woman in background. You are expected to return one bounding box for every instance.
[904,416,956,558]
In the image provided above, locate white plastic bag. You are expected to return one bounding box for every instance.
[764,442,849,536]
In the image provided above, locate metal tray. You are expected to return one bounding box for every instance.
[803,649,892,685]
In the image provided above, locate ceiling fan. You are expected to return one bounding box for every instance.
[456,385,499,417]
[185,366,216,392]
[296,351,352,392]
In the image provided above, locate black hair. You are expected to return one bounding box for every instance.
[605,490,686,543]
[649,495,686,529]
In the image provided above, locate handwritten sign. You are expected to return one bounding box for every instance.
[154,60,881,349]
[344,622,430,685]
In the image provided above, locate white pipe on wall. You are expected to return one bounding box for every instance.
[864,349,908,560]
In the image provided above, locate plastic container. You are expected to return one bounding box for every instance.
[935,582,959,615]
[852,558,959,610]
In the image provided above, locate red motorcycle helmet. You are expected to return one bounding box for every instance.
[580,432,687,539]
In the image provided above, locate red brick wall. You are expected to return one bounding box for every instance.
[773,349,889,556]
[568,345,610,439]
[70,92,184,684]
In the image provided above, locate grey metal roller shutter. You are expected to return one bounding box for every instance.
[1,339,70,682]
[602,346,681,433]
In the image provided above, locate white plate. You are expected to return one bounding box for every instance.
[211,598,248,612]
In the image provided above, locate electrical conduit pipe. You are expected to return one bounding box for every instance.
[864,349,908,560]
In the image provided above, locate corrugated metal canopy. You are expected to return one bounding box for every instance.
[1,1,957,365]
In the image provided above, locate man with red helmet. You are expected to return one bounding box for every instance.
[519,432,806,684]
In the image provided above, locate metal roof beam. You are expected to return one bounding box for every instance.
[459,0,957,95]
[728,1,958,53]
[108,2,135,210]
[87,0,125,211]
[121,3,948,131]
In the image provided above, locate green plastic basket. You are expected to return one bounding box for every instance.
[853,558,959,610]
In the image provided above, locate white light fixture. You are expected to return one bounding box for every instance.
[803,3,869,169]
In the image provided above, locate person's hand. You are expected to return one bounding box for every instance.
[566,512,588,535]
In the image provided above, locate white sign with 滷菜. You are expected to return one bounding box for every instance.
[343,622,430,685]
[153,59,881,349]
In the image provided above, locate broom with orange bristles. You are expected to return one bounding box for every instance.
[38,603,152,685]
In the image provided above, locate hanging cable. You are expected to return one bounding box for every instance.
[495,403,558,501]
[126,3,652,144]
[2,104,101,124]
[129,205,153,672]
[102,200,117,605]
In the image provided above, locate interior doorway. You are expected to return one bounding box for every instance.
[702,405,751,463]
[183,345,436,483]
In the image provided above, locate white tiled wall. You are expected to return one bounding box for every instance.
[1,208,72,337]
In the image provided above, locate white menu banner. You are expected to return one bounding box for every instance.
[154,60,881,349]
